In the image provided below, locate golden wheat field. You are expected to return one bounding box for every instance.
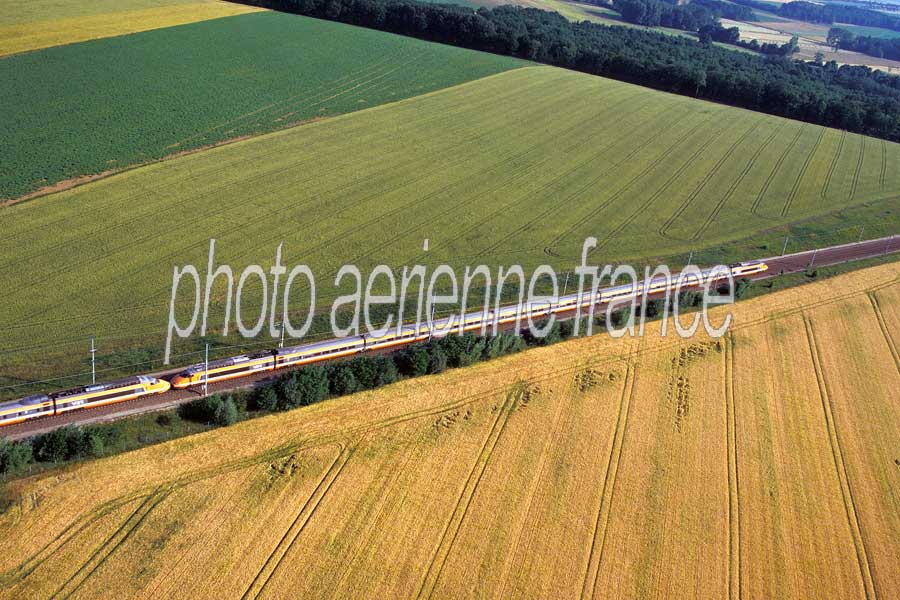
[1,262,898,599]
[0,0,263,57]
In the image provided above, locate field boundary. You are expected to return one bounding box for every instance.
[1,63,533,208]
[724,333,742,600]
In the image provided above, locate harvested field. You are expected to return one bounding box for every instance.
[0,261,898,599]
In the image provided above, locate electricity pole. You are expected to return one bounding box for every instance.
[428,303,435,340]
[857,224,865,243]
[90,337,96,384]
[781,235,789,256]
[809,248,818,269]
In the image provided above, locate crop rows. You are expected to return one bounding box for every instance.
[3,66,900,389]
[1,263,899,598]
[0,11,523,199]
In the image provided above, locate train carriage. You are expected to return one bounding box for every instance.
[0,376,170,427]
[0,394,54,426]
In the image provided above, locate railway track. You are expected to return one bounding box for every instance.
[2,235,898,441]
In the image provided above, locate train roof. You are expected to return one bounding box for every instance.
[51,376,153,398]
[0,393,51,411]
[730,260,765,267]
[277,335,366,356]
[181,351,274,374]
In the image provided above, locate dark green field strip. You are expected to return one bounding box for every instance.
[0,11,523,199]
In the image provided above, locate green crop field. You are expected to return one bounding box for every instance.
[0,0,264,57]
[839,23,900,39]
[2,65,900,395]
[0,11,523,200]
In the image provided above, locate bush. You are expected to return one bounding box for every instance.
[643,298,664,318]
[0,439,33,473]
[609,310,627,328]
[254,386,279,412]
[559,319,575,339]
[523,320,562,346]
[85,430,105,457]
[439,334,487,368]
[177,396,223,423]
[277,373,301,407]
[677,289,703,308]
[34,426,71,462]
[155,414,172,427]
[269,367,331,410]
[372,356,399,387]
[396,345,429,377]
[293,366,330,406]
[427,345,448,374]
[482,334,504,360]
[328,363,359,396]
[214,397,238,426]
[349,356,380,390]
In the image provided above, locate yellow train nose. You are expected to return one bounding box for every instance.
[152,379,171,393]
[170,374,193,389]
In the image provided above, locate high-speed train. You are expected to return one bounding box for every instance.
[170,260,768,388]
[1,260,766,425]
[0,376,170,427]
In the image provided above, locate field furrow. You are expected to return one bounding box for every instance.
[731,316,867,599]
[496,364,627,599]
[592,340,730,600]
[806,299,900,596]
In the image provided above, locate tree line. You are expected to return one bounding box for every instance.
[779,0,900,30]
[731,0,900,31]
[829,26,900,61]
[612,0,796,54]
[614,0,754,30]
[613,0,716,30]
[238,0,900,141]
